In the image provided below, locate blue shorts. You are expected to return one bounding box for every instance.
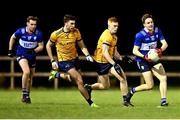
[58,58,80,72]
[136,59,160,72]
[95,62,112,75]
[16,54,36,68]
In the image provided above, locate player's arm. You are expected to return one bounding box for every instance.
[114,46,123,60]
[132,45,144,58]
[46,39,55,61]
[77,39,90,56]
[160,39,168,52]
[77,40,94,62]
[46,39,59,70]
[34,41,44,53]
[102,43,115,65]
[9,34,16,51]
[8,34,16,57]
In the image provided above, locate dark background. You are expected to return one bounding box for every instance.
[0,0,179,56]
[0,0,180,88]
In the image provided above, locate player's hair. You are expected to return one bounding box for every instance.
[141,13,153,24]
[108,17,118,25]
[27,16,38,22]
[64,14,76,23]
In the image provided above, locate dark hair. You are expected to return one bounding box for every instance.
[141,14,153,24]
[63,14,76,23]
[27,16,38,22]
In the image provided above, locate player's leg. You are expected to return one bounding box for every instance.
[92,75,110,89]
[49,70,71,82]
[152,63,168,106]
[110,66,133,106]
[68,68,98,107]
[84,63,111,100]
[18,58,31,103]
[126,71,154,103]
[126,61,154,104]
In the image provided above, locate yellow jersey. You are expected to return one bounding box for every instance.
[50,27,81,61]
[93,29,117,63]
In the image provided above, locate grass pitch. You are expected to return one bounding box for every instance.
[0,87,180,119]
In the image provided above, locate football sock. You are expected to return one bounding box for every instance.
[123,96,127,102]
[27,91,30,98]
[22,88,27,98]
[87,98,93,106]
[130,87,136,94]
[55,72,60,78]
[161,98,167,103]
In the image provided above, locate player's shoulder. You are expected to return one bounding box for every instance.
[35,29,42,35]
[136,28,146,38]
[101,29,111,36]
[16,27,26,34]
[51,28,63,36]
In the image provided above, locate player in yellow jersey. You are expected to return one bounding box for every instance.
[84,17,133,107]
[46,14,98,107]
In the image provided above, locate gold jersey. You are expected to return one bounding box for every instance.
[93,29,117,63]
[50,27,81,61]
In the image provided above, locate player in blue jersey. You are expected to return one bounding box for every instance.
[126,13,169,106]
[8,16,44,103]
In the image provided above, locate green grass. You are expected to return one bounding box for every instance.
[0,87,180,119]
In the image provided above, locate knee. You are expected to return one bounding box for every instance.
[160,76,167,82]
[23,71,30,76]
[147,84,154,90]
[120,78,127,83]
[100,84,110,89]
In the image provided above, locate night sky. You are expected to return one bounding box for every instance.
[0,0,179,56]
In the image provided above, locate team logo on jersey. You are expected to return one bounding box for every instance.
[28,36,32,40]
[156,34,158,38]
[34,36,37,40]
[150,36,155,41]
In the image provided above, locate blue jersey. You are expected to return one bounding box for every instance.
[134,27,165,62]
[14,27,43,55]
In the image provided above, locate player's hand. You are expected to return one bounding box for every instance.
[143,54,152,62]
[51,59,59,70]
[8,50,13,57]
[155,48,162,57]
[113,63,122,75]
[122,55,134,64]
[86,55,94,62]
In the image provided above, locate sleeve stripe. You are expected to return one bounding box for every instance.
[103,42,111,46]
[77,39,83,42]
[50,39,55,43]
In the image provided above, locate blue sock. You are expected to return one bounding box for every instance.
[130,87,136,94]
[55,73,60,78]
[161,98,167,103]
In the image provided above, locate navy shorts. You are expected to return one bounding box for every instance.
[16,54,36,68]
[95,62,112,75]
[58,58,80,72]
[136,59,160,72]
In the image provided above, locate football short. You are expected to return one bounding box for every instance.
[58,58,80,72]
[136,59,160,72]
[95,62,112,75]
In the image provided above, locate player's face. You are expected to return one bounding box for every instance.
[109,22,118,34]
[27,20,37,33]
[65,20,75,31]
[144,18,154,32]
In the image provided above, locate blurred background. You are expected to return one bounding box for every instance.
[0,0,180,89]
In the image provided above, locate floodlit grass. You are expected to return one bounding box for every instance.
[0,87,180,119]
